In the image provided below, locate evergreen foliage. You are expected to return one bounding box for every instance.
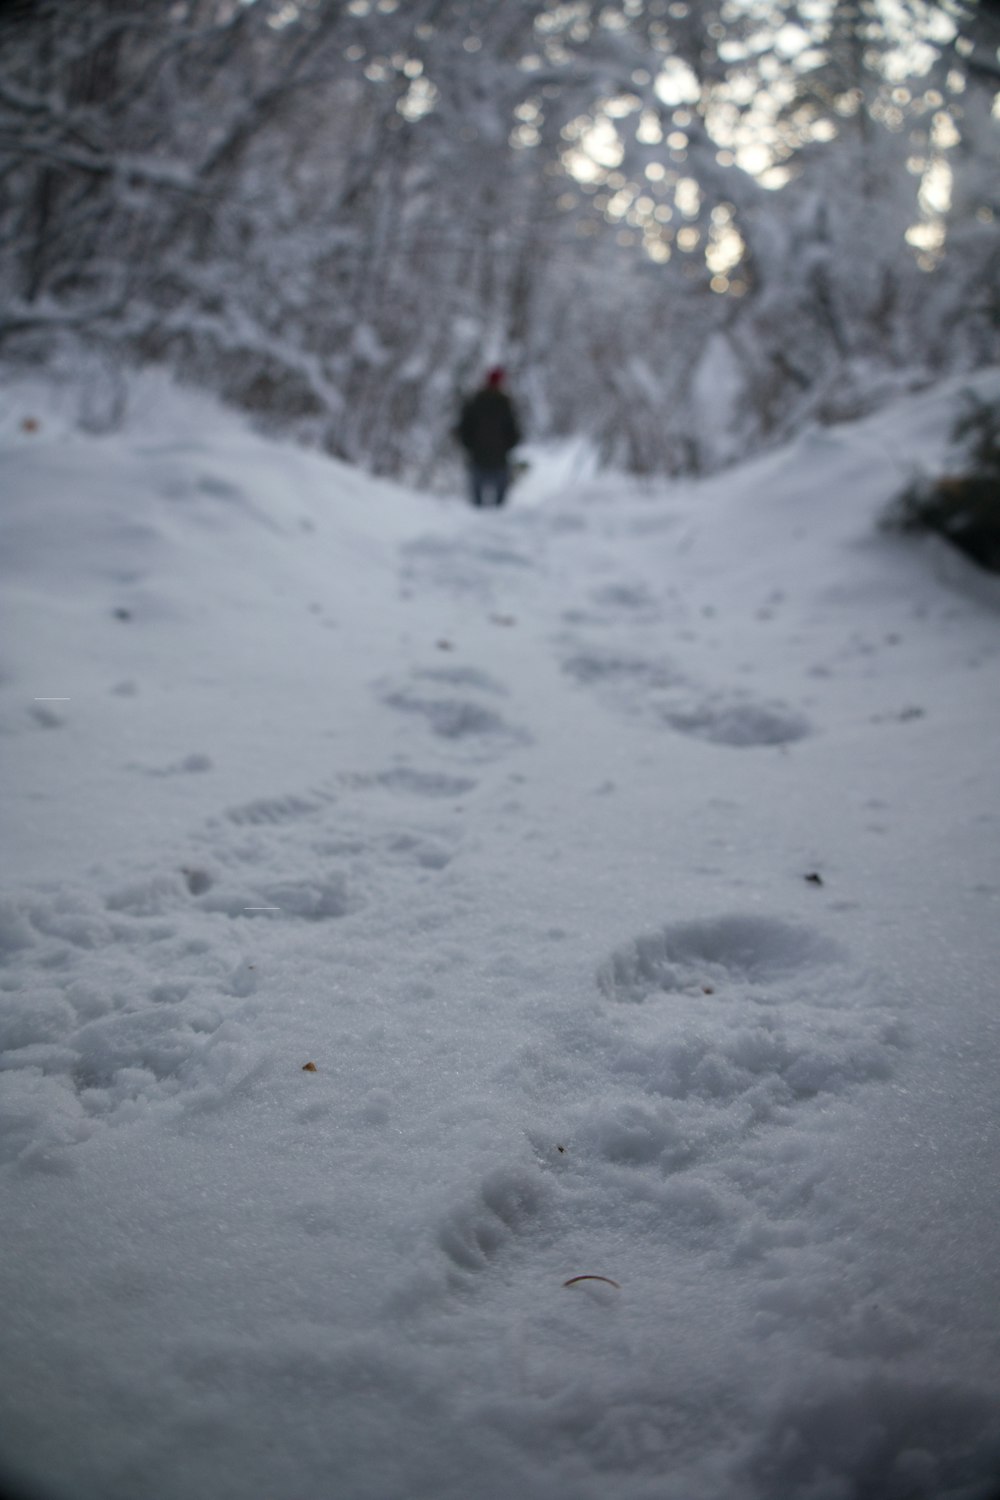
[883,392,1000,572]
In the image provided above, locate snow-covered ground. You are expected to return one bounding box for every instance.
[2,371,999,1500]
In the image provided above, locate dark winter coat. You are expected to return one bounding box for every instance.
[457,389,521,469]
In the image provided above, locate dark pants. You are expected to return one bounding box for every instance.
[469,463,511,508]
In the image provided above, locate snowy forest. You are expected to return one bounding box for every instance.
[4,6,1000,1500]
[1,0,998,479]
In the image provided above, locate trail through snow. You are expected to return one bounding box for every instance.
[1,373,999,1500]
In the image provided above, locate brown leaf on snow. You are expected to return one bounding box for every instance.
[302,1061,318,1072]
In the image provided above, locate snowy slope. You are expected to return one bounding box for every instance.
[1,372,999,1500]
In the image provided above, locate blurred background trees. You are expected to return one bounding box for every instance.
[1,0,997,482]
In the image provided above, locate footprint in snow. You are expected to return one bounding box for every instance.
[563,648,683,692]
[434,912,903,1268]
[221,790,333,827]
[378,672,531,757]
[586,580,663,622]
[436,1166,549,1282]
[591,913,904,1128]
[342,766,477,799]
[597,913,845,1002]
[562,643,811,747]
[0,744,472,1166]
[661,691,810,747]
[399,532,536,605]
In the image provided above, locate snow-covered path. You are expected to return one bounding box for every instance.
[2,376,999,1500]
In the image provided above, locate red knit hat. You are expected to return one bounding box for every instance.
[486,366,505,387]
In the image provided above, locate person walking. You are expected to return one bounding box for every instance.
[456,367,522,508]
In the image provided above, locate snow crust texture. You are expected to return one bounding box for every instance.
[2,375,1000,1500]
